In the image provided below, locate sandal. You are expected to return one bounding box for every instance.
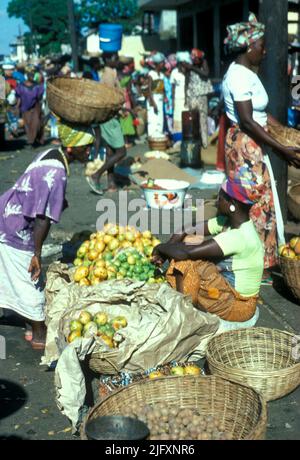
[86,177,104,195]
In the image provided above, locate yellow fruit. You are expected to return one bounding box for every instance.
[93,267,108,280]
[79,311,93,325]
[77,246,88,259]
[121,241,132,249]
[170,366,185,376]
[68,330,82,343]
[70,320,83,333]
[148,278,156,285]
[143,231,152,240]
[125,231,135,242]
[127,255,136,266]
[89,240,96,250]
[95,241,106,254]
[88,249,99,261]
[144,246,153,257]
[290,237,300,255]
[100,335,114,349]
[74,266,89,282]
[111,316,128,330]
[96,231,105,239]
[79,278,90,287]
[117,274,124,280]
[118,234,125,242]
[184,365,201,376]
[281,247,296,259]
[149,371,164,380]
[278,244,289,256]
[109,239,119,252]
[95,259,106,269]
[104,235,114,245]
[94,312,108,326]
[90,233,97,240]
[74,258,83,267]
[107,225,119,236]
[83,321,98,337]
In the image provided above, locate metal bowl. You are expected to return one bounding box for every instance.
[85,416,150,441]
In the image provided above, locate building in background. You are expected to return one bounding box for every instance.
[139,0,300,78]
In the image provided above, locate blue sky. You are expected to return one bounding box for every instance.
[0,0,27,56]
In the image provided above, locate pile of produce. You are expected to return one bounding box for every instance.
[279,236,300,260]
[121,403,233,440]
[68,310,128,349]
[72,224,163,286]
[99,363,203,398]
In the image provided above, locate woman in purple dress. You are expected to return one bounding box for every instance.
[15,72,45,146]
[0,122,95,349]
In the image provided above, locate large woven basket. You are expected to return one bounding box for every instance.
[148,136,168,151]
[268,123,300,148]
[288,183,300,221]
[47,77,125,125]
[280,256,300,302]
[81,375,267,440]
[206,328,300,402]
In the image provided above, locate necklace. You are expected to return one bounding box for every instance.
[58,148,70,177]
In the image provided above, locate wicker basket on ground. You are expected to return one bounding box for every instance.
[268,123,300,148]
[88,350,120,375]
[47,77,125,125]
[288,183,300,221]
[206,328,300,402]
[280,256,300,302]
[81,375,267,440]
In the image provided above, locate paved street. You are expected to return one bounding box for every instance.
[0,140,300,440]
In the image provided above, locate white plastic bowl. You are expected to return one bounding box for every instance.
[141,179,190,210]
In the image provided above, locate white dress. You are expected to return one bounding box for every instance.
[147,70,165,138]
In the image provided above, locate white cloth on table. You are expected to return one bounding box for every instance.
[0,242,45,321]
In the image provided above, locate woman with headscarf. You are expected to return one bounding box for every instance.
[152,179,264,324]
[222,13,300,271]
[186,49,213,148]
[170,52,192,135]
[147,52,166,138]
[0,123,95,349]
[15,71,44,146]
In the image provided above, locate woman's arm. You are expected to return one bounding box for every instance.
[169,221,211,244]
[153,239,224,263]
[236,100,300,168]
[28,216,51,281]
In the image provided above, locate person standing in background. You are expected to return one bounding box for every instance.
[147,52,166,138]
[15,71,45,146]
[170,52,191,135]
[186,49,213,148]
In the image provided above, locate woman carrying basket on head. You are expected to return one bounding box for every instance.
[222,13,300,273]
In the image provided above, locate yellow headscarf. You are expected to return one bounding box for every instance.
[58,121,95,148]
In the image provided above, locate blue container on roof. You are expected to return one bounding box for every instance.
[99,24,123,52]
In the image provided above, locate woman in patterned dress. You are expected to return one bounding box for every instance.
[0,123,95,349]
[222,13,300,270]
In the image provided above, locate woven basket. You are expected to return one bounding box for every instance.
[148,136,168,151]
[268,123,300,148]
[88,350,120,375]
[81,375,267,440]
[47,77,125,125]
[280,256,300,302]
[288,183,300,221]
[206,328,300,402]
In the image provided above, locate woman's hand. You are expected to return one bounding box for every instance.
[281,146,300,168]
[28,255,42,282]
[151,245,165,266]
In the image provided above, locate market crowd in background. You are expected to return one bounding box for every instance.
[0,48,220,153]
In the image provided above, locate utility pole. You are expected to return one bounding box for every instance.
[259,0,289,222]
[67,0,79,73]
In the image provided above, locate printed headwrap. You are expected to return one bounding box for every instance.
[176,52,192,64]
[58,121,95,148]
[221,176,256,205]
[224,13,265,50]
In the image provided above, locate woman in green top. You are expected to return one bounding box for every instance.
[152,178,264,323]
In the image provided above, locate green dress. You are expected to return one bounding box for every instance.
[119,76,135,137]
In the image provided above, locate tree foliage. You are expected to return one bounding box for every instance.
[7,0,70,55]
[78,0,139,32]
